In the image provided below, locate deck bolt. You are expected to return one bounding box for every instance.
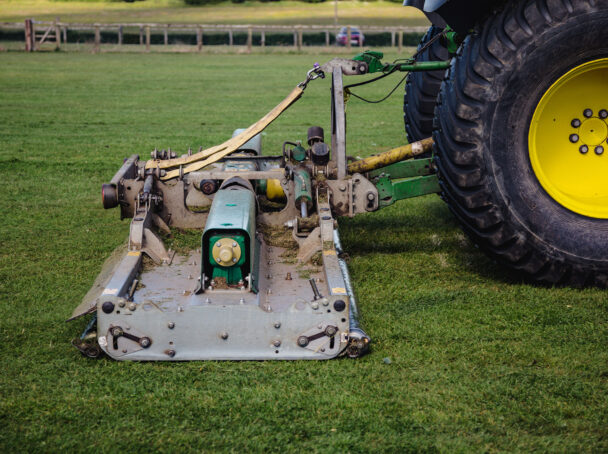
[571,118,581,128]
[579,145,589,154]
[595,146,604,155]
[102,301,115,314]
[569,134,579,143]
[168,322,175,329]
[220,331,229,340]
[584,109,593,118]
[599,109,608,119]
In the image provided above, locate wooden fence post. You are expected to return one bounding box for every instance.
[94,25,100,53]
[293,29,297,49]
[346,25,351,49]
[246,27,252,52]
[297,28,302,50]
[325,30,329,47]
[228,29,233,46]
[145,26,150,52]
[25,19,34,52]
[391,30,395,47]
[398,30,403,53]
[118,25,123,46]
[62,26,67,44]
[139,26,143,46]
[260,30,265,48]
[54,18,61,50]
[164,25,168,46]
[197,26,202,51]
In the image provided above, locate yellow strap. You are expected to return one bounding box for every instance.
[148,86,304,179]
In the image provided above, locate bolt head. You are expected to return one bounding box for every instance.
[168,322,175,329]
[311,301,319,310]
[333,300,346,312]
[569,134,579,143]
[166,349,176,357]
[111,327,122,337]
[580,145,589,154]
[274,322,281,329]
[571,118,582,128]
[128,303,136,311]
[599,109,608,119]
[595,145,604,155]
[220,331,229,340]
[272,340,281,348]
[297,336,309,347]
[139,337,151,348]
[584,108,593,118]
[325,325,338,337]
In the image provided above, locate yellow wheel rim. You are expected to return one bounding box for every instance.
[529,58,608,219]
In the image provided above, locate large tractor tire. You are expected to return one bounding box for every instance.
[433,0,608,287]
[404,26,449,143]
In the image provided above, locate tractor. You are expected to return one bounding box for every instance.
[70,0,608,360]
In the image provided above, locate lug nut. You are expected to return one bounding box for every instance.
[569,134,579,143]
[579,145,589,154]
[571,118,581,128]
[599,109,608,119]
[584,108,593,118]
[595,146,604,155]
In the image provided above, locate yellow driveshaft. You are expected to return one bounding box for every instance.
[347,137,434,174]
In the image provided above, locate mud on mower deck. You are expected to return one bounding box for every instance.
[69,57,439,361]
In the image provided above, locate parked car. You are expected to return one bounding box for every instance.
[336,26,364,46]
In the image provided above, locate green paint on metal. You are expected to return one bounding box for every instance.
[369,157,435,180]
[292,144,307,162]
[201,188,257,290]
[208,234,246,285]
[294,168,312,207]
[375,175,440,207]
[352,50,450,75]
[397,61,451,72]
[353,50,386,74]
[444,26,460,54]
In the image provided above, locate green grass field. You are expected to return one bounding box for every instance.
[1,52,607,452]
[0,0,427,26]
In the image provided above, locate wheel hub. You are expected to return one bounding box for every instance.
[529,58,608,219]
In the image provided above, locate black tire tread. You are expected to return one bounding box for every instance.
[404,26,449,143]
[433,0,608,287]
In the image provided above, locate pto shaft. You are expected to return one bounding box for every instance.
[347,137,434,174]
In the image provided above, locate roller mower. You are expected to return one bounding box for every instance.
[70,0,608,360]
